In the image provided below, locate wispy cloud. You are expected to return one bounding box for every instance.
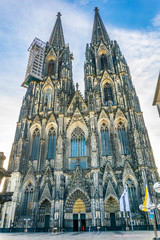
[151,13,160,27]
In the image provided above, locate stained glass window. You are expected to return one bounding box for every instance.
[48,60,54,75]
[23,183,34,216]
[44,88,51,106]
[104,83,114,106]
[101,54,108,70]
[31,129,40,160]
[100,124,111,156]
[126,179,137,212]
[71,127,86,157]
[48,128,56,159]
[117,122,129,155]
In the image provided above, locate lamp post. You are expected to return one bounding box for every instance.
[152,182,160,240]
[97,216,101,233]
[139,182,160,240]
[24,218,31,233]
[53,217,58,233]
[94,216,97,231]
[139,203,158,239]
[153,182,160,194]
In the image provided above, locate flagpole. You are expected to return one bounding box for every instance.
[129,210,133,231]
[125,185,133,231]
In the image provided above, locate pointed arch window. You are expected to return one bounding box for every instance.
[23,183,34,216]
[71,127,86,157]
[100,124,111,156]
[117,122,129,155]
[31,128,40,160]
[48,60,54,75]
[126,179,137,212]
[44,88,52,106]
[104,83,114,106]
[101,54,108,70]
[58,59,62,79]
[48,127,56,159]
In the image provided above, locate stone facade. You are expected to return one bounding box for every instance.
[153,72,160,116]
[1,8,159,231]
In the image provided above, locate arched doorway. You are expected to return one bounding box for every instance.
[64,189,91,231]
[38,199,51,231]
[73,198,86,231]
[104,195,120,230]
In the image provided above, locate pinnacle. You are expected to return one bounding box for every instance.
[76,83,79,91]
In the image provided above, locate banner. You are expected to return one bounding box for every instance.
[120,185,130,212]
[142,185,150,212]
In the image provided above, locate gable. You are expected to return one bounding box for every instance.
[123,161,137,187]
[101,70,113,86]
[98,109,110,123]
[105,181,118,200]
[47,113,57,126]
[39,183,52,205]
[46,48,56,61]
[42,77,54,90]
[67,91,88,113]
[98,42,109,56]
[32,115,41,125]
[23,163,36,187]
[40,165,54,188]
[103,162,117,186]
[114,108,127,126]
[70,108,86,126]
[69,165,87,195]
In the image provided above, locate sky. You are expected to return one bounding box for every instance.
[0,0,160,174]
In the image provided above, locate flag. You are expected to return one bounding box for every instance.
[120,185,130,212]
[142,185,150,212]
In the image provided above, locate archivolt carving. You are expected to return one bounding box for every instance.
[65,189,91,213]
[71,127,85,139]
[104,195,119,212]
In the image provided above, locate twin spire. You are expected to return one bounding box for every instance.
[91,7,110,45]
[49,12,65,48]
[49,8,110,48]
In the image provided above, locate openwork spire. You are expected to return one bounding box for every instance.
[91,7,110,45]
[49,12,65,48]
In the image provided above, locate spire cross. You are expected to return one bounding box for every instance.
[76,83,79,91]
[94,7,99,13]
[57,12,62,18]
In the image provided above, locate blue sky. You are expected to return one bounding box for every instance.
[72,0,160,28]
[0,0,160,175]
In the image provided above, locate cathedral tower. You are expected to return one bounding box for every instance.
[1,9,159,232]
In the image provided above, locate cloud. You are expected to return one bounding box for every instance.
[75,0,108,6]
[152,13,160,27]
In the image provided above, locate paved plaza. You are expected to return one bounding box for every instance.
[0,231,160,240]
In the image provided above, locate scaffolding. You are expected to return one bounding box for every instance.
[22,38,46,87]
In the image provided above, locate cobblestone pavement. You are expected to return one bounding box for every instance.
[0,231,160,240]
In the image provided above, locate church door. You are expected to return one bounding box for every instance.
[44,215,50,232]
[80,213,86,231]
[73,214,78,231]
[110,213,116,230]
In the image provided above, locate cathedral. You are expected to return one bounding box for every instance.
[1,8,159,232]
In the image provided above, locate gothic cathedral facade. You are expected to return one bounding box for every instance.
[1,8,159,231]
